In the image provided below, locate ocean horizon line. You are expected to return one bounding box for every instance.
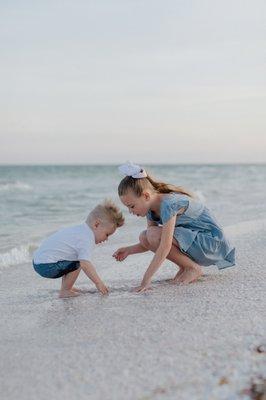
[0,162,265,167]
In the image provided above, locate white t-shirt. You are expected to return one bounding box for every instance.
[33,223,95,264]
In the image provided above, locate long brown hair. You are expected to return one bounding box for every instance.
[118,172,194,198]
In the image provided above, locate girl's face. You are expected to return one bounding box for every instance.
[120,190,151,217]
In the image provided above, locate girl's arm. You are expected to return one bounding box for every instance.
[147,218,157,227]
[113,218,157,260]
[128,242,148,255]
[113,242,148,261]
[136,216,177,291]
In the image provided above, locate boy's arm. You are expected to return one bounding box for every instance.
[79,260,108,294]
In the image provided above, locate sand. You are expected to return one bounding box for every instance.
[0,228,265,400]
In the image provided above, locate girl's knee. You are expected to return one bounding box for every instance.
[146,226,161,246]
[139,230,149,248]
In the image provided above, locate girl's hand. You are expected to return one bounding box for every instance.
[134,284,152,293]
[112,247,131,261]
[134,279,152,293]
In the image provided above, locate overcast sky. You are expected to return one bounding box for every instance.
[0,0,265,164]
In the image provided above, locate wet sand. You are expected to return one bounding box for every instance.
[0,230,265,400]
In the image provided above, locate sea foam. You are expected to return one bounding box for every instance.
[0,181,33,192]
[0,244,37,268]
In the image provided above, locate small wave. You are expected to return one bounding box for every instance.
[0,244,37,268]
[0,181,33,192]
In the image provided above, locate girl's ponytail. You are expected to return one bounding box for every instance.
[146,175,194,198]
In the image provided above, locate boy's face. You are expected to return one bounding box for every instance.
[120,190,151,217]
[93,221,116,244]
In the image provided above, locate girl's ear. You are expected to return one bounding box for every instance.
[143,191,150,201]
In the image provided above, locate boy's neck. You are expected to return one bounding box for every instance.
[85,220,91,228]
[86,220,95,232]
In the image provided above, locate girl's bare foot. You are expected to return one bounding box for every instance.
[59,289,81,298]
[165,268,185,284]
[178,264,203,284]
[172,267,185,283]
[71,287,85,293]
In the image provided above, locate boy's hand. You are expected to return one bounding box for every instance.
[95,281,109,295]
[112,247,130,261]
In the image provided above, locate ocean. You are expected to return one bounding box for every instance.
[0,164,266,269]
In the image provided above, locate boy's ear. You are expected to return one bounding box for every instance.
[94,219,101,228]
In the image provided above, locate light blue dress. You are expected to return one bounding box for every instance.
[147,193,235,269]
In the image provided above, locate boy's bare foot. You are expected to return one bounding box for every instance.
[178,264,203,284]
[59,289,81,298]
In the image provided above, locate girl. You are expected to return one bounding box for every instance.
[113,162,235,293]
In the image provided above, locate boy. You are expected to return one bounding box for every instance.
[33,200,124,298]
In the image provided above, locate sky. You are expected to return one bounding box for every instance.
[0,0,266,164]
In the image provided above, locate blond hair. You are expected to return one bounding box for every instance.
[88,199,124,227]
[118,173,194,198]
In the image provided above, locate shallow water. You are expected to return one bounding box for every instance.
[1,164,265,268]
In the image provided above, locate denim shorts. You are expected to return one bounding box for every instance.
[33,260,80,279]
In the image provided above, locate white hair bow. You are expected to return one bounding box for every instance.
[118,162,147,179]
